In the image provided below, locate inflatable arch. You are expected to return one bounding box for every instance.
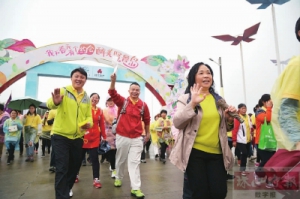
[0,39,190,116]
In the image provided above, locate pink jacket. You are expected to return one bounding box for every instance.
[169,94,234,172]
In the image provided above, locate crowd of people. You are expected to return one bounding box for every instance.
[0,17,299,199]
[0,67,176,199]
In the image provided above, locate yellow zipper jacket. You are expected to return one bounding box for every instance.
[47,85,93,139]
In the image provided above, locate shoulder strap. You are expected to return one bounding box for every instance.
[141,101,145,116]
[120,99,128,114]
[114,99,128,129]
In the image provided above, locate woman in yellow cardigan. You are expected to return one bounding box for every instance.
[23,104,42,162]
[150,114,160,159]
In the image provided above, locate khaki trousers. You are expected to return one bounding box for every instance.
[115,134,143,190]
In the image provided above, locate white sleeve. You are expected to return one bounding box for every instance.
[38,124,42,134]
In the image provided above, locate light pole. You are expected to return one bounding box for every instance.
[209,57,224,98]
[246,0,291,75]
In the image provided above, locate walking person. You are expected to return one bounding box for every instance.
[252,105,261,167]
[254,94,275,188]
[155,109,172,164]
[40,111,52,157]
[23,104,42,162]
[47,67,93,199]
[103,96,118,178]
[150,114,160,160]
[47,109,57,172]
[17,110,24,156]
[108,73,151,199]
[232,103,253,175]
[140,121,147,163]
[0,104,10,160]
[170,62,235,199]
[77,93,106,188]
[3,110,23,164]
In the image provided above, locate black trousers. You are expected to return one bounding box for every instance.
[53,135,83,199]
[106,149,116,170]
[34,142,39,151]
[186,149,227,199]
[183,171,193,199]
[8,143,15,161]
[42,138,51,154]
[50,136,55,167]
[235,147,241,160]
[160,142,168,159]
[255,148,275,178]
[145,140,151,152]
[236,142,251,171]
[255,144,261,163]
[19,133,24,155]
[81,147,100,179]
[141,144,146,160]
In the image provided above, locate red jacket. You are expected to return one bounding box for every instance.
[232,118,240,143]
[82,107,106,148]
[108,89,151,138]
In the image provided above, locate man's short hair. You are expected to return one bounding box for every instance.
[0,104,4,111]
[130,82,140,87]
[71,67,87,79]
[296,17,300,42]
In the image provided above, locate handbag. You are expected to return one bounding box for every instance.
[40,131,51,140]
[258,118,277,151]
[98,141,111,155]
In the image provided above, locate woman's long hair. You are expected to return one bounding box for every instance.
[185,62,216,95]
[258,94,271,107]
[43,112,49,125]
[27,104,37,116]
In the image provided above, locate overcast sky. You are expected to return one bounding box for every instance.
[0,0,299,115]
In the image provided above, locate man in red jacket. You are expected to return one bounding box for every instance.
[108,73,150,199]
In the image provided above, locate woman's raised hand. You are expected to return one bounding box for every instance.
[190,83,206,107]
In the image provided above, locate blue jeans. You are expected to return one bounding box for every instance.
[24,126,37,157]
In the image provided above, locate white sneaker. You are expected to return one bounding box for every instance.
[111,170,116,178]
[266,181,274,189]
[254,172,261,186]
[241,171,249,176]
[109,166,112,171]
[69,189,73,197]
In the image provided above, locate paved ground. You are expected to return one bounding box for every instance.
[0,144,287,199]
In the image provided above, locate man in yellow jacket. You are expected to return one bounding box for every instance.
[47,67,93,199]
